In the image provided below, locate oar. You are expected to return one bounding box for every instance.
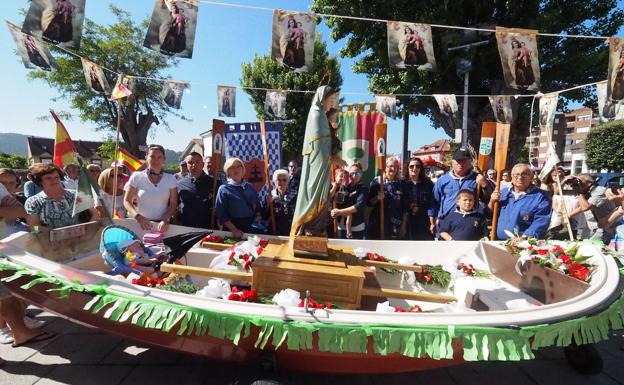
[260,121,277,235]
[490,123,511,240]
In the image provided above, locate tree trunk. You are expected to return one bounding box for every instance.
[114,100,159,158]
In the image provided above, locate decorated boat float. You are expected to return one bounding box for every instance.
[0,218,623,374]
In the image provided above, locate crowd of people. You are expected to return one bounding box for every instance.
[0,141,622,362]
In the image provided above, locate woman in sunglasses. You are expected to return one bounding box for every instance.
[330,163,368,239]
[401,157,435,240]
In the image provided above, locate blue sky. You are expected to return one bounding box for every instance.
[0,0,443,154]
[0,1,622,155]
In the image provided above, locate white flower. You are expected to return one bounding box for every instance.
[272,288,301,307]
[375,301,396,313]
[196,279,231,299]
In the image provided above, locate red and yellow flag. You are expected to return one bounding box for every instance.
[110,82,132,101]
[51,111,77,169]
[114,147,143,172]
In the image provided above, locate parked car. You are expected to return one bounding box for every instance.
[594,173,624,190]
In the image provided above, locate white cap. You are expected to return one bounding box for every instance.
[118,238,140,252]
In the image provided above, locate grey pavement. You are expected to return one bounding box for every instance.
[2,308,624,385]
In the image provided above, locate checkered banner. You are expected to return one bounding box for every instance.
[224,121,283,199]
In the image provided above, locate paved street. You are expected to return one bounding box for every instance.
[2,308,624,385]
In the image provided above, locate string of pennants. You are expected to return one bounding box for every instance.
[4,0,624,126]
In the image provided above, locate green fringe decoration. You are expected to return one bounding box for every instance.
[2,259,624,362]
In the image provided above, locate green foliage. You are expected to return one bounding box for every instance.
[0,153,28,169]
[585,120,624,171]
[516,143,530,164]
[24,6,188,156]
[240,35,343,156]
[96,137,116,161]
[310,0,624,164]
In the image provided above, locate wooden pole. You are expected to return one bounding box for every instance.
[379,170,385,240]
[111,93,123,218]
[210,120,224,229]
[489,123,511,240]
[555,174,575,241]
[476,122,496,204]
[374,123,387,240]
[260,121,277,235]
[402,112,409,179]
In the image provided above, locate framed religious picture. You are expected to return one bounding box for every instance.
[22,0,86,49]
[607,38,624,104]
[264,90,287,118]
[6,21,58,71]
[496,27,541,91]
[161,80,188,109]
[217,86,236,118]
[271,10,316,73]
[81,58,110,94]
[488,96,513,124]
[387,21,436,70]
[143,0,199,58]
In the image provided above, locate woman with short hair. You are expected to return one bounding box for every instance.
[124,145,178,232]
[97,167,127,218]
[24,163,97,231]
[367,156,405,240]
[263,169,297,236]
[215,157,261,238]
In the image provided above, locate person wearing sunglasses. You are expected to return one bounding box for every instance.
[263,169,297,236]
[367,156,405,240]
[96,167,127,218]
[401,157,435,240]
[330,163,367,239]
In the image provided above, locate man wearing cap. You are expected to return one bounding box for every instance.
[430,149,490,234]
[177,152,220,229]
[174,161,189,181]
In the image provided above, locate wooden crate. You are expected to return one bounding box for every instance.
[252,253,365,309]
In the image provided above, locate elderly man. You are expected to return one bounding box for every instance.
[430,149,489,233]
[287,160,301,194]
[489,163,552,240]
[177,152,219,229]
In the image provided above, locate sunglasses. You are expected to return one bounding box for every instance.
[409,164,421,169]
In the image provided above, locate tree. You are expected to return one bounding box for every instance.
[516,143,530,164]
[310,0,624,165]
[585,120,624,172]
[240,35,343,157]
[25,6,188,156]
[96,137,116,161]
[0,153,28,169]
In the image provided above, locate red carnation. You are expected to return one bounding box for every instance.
[569,264,590,281]
[537,249,548,255]
[559,254,572,265]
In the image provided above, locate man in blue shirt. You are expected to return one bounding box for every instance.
[489,163,552,240]
[430,149,489,234]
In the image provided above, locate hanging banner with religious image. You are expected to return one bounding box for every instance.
[488,96,513,124]
[264,90,287,118]
[375,94,397,119]
[161,80,189,109]
[539,93,559,132]
[607,37,624,104]
[81,58,110,94]
[495,27,541,91]
[223,121,283,199]
[597,81,624,122]
[433,94,458,117]
[143,0,199,58]
[217,86,236,118]
[271,10,316,73]
[22,0,86,49]
[387,21,435,70]
[6,21,58,71]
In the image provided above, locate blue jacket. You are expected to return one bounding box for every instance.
[215,182,261,226]
[430,170,479,219]
[496,186,552,240]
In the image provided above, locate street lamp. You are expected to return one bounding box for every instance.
[447,39,489,150]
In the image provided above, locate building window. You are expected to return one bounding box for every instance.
[577,115,592,121]
[577,126,590,133]
[553,130,558,135]
[573,160,583,175]
[565,139,574,145]
[554,118,559,124]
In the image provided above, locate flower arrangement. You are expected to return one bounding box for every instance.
[224,236,268,271]
[202,234,240,245]
[228,286,258,302]
[505,239,594,282]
